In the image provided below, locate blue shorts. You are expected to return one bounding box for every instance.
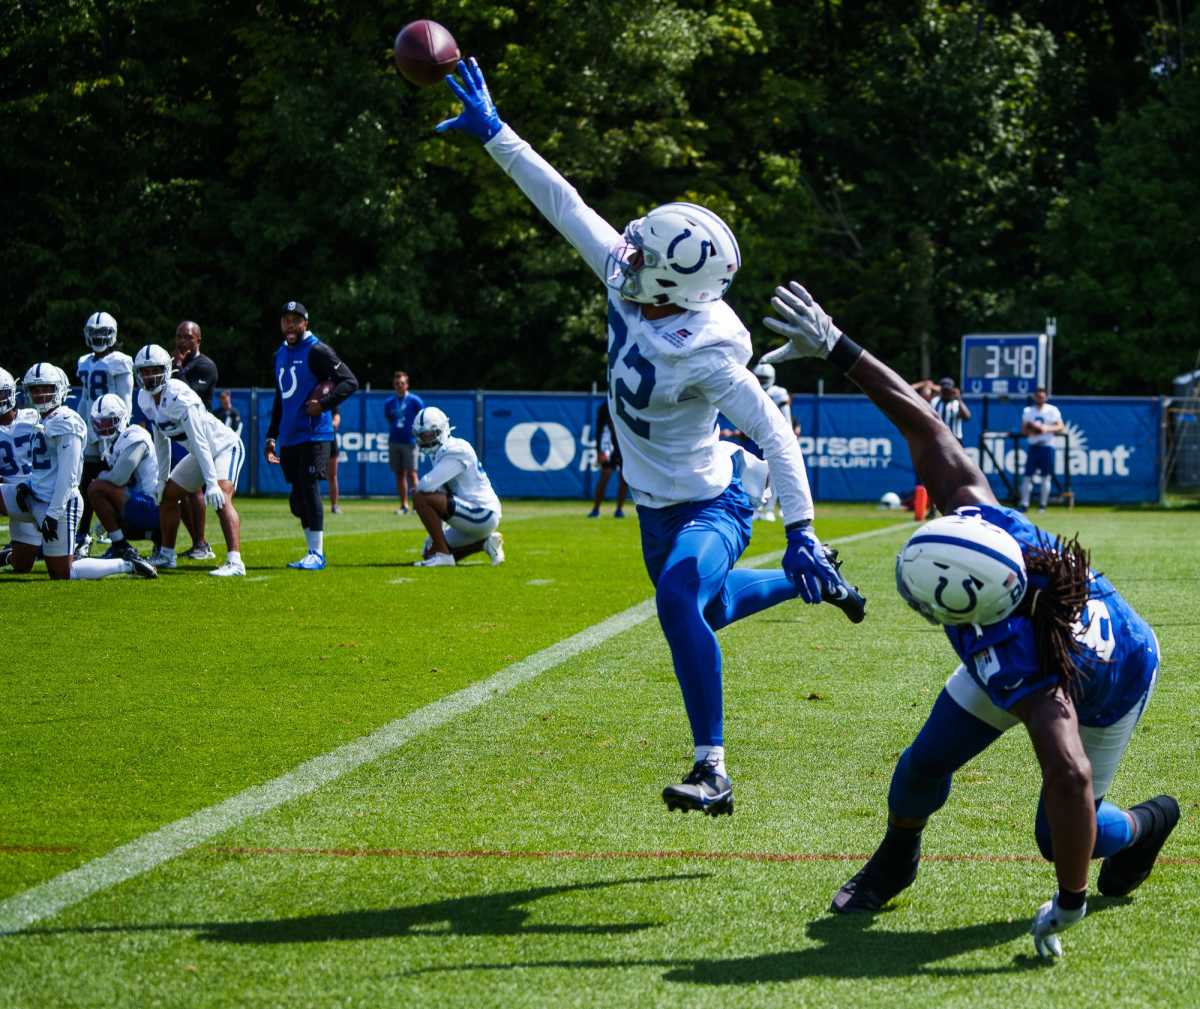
[637,478,754,586]
[1024,443,1055,477]
[122,489,160,536]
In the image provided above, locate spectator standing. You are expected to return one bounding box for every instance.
[1020,388,1065,512]
[214,390,243,436]
[264,301,359,570]
[912,377,972,443]
[385,371,423,515]
[588,399,627,518]
[173,320,220,560]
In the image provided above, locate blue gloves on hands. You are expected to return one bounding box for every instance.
[783,523,839,604]
[435,58,503,142]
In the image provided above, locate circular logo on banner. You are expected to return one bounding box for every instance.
[504,422,576,472]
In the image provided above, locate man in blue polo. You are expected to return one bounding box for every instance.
[264,301,359,570]
[384,370,423,514]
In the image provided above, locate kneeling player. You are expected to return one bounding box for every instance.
[762,281,1179,959]
[86,394,161,559]
[0,365,155,580]
[411,407,504,568]
[134,345,245,577]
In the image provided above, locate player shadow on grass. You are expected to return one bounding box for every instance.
[404,898,1127,981]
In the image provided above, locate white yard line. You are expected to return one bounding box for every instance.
[0,520,913,935]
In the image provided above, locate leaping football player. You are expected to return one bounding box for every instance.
[0,364,155,580]
[86,394,161,560]
[74,311,134,558]
[436,59,864,816]
[761,281,1179,958]
[410,406,505,568]
[134,345,246,577]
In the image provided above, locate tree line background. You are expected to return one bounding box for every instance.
[3,0,1197,395]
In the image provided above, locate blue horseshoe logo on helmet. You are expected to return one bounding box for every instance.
[667,229,716,275]
[934,574,984,614]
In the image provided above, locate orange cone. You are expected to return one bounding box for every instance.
[913,484,929,522]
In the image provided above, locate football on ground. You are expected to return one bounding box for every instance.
[393,19,461,87]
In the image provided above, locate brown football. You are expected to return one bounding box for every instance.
[393,20,461,88]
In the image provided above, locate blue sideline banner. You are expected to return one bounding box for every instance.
[480,393,601,499]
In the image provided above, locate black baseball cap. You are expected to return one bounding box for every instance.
[281,300,308,319]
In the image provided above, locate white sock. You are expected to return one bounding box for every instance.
[1040,479,1052,508]
[304,529,323,555]
[70,558,130,580]
[109,529,125,543]
[695,745,726,777]
[226,551,242,566]
[1020,477,1033,508]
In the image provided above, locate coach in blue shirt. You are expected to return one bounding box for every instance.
[384,370,423,514]
[265,300,358,570]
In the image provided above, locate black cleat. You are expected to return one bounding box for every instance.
[1098,795,1180,897]
[0,542,12,568]
[662,760,733,817]
[831,851,919,913]
[128,554,158,579]
[821,547,867,624]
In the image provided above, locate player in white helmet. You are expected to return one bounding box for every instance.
[436,58,863,817]
[85,394,161,561]
[762,280,1178,959]
[0,364,155,579]
[410,406,504,568]
[134,344,246,576]
[74,311,134,557]
[0,366,41,569]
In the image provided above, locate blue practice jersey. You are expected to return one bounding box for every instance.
[272,335,335,447]
[945,505,1157,727]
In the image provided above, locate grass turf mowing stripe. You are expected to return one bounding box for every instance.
[0,520,912,936]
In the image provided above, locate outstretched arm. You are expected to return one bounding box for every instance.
[762,282,996,514]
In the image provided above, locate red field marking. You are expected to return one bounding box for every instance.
[0,845,77,855]
[206,846,1199,866]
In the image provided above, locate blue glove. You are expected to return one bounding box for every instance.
[783,522,840,604]
[435,58,503,142]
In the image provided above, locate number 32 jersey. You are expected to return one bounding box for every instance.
[485,125,814,525]
[945,505,1158,727]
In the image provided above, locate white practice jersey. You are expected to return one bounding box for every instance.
[139,379,240,488]
[417,436,501,516]
[28,407,86,516]
[1022,402,1063,446]
[0,408,39,483]
[100,424,158,493]
[766,384,790,414]
[486,126,814,523]
[76,351,134,450]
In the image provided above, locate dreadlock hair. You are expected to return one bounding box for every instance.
[1014,533,1093,693]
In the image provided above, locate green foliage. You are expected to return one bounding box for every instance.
[1,1,1197,392]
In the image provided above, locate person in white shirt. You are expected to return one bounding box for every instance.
[1019,388,1064,512]
[411,406,504,568]
[134,344,246,576]
[85,394,161,560]
[913,377,972,443]
[435,57,863,817]
[0,364,154,580]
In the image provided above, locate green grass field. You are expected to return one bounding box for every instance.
[1,500,1197,1008]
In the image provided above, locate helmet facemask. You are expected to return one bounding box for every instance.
[84,312,118,353]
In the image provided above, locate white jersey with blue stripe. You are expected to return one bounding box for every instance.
[76,351,134,447]
[0,408,39,482]
[485,124,814,524]
[28,407,86,506]
[138,380,239,453]
[945,504,1157,726]
[102,424,158,493]
[419,436,500,518]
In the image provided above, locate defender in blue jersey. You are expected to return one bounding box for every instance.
[264,301,359,571]
[762,281,1179,959]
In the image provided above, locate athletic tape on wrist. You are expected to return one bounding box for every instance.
[828,335,864,372]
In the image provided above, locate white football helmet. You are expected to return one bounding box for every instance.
[22,363,70,417]
[606,202,741,308]
[879,491,901,510]
[895,512,1027,626]
[134,343,173,394]
[84,311,119,352]
[413,406,453,455]
[0,367,15,414]
[91,393,130,441]
[753,362,776,390]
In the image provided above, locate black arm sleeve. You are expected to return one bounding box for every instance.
[307,342,360,408]
[267,382,282,441]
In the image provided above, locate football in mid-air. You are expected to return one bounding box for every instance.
[307,379,335,409]
[393,20,461,87]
